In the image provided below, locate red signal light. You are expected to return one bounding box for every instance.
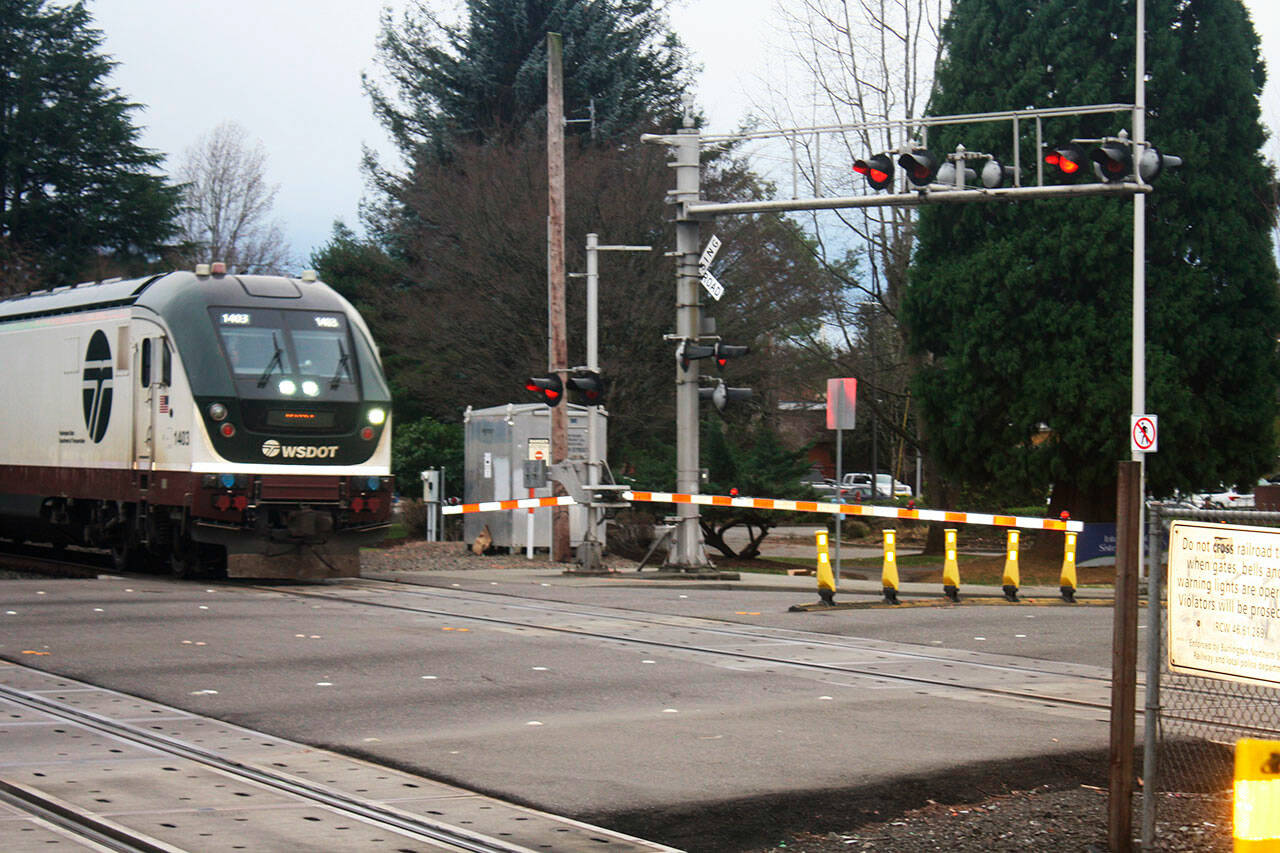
[526,375,564,407]
[854,154,895,191]
[1045,143,1087,177]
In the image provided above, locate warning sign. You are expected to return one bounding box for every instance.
[1169,521,1280,688]
[1131,414,1157,453]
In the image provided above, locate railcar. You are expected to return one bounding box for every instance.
[0,264,393,579]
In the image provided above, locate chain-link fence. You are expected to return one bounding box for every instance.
[1144,504,1280,847]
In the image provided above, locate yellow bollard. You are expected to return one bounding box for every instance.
[815,529,836,606]
[1060,531,1078,603]
[1002,530,1020,602]
[942,528,960,602]
[882,528,900,604]
[1234,738,1280,851]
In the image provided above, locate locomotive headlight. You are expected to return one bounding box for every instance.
[278,379,297,396]
[208,402,228,421]
[301,380,320,397]
[367,407,386,425]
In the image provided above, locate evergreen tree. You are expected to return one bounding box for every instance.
[904,0,1279,521]
[324,0,837,458]
[0,0,180,289]
[365,0,690,163]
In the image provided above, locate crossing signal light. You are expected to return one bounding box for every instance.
[713,342,749,370]
[898,149,939,187]
[853,153,894,191]
[1138,147,1182,181]
[1044,143,1088,176]
[699,380,753,412]
[980,158,1016,188]
[678,341,715,371]
[937,162,976,187]
[566,371,606,405]
[1090,141,1131,182]
[525,374,563,407]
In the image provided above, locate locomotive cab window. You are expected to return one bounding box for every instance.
[211,308,361,401]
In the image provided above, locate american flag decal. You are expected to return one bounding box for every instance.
[159,395,169,414]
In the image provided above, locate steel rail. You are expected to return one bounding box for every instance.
[0,778,179,853]
[361,578,1118,686]
[0,683,540,853]
[267,580,1119,714]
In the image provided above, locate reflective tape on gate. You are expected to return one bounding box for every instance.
[622,491,1084,532]
[442,495,576,515]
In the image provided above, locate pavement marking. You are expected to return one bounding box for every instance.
[527,721,544,726]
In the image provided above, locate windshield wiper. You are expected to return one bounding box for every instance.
[330,340,351,389]
[257,333,284,388]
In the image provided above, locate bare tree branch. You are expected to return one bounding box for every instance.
[172,121,292,274]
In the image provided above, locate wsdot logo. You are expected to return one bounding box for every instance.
[262,440,338,459]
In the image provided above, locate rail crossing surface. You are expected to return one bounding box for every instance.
[0,565,1136,850]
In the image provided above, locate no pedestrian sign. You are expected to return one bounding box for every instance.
[1131,414,1157,454]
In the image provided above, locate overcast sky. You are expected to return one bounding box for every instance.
[88,0,1280,269]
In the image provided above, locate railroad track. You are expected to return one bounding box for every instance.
[0,550,1123,712]
[0,674,676,852]
[261,577,1125,715]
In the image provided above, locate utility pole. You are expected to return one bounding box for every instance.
[668,116,711,570]
[574,234,651,573]
[546,32,570,562]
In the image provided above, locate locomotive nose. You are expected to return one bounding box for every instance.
[285,509,335,539]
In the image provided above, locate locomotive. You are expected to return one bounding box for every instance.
[0,264,393,579]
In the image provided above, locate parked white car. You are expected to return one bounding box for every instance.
[838,473,913,499]
[1194,486,1254,509]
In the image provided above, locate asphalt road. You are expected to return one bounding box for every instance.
[0,567,1135,850]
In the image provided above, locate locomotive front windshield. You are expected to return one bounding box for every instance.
[212,308,362,401]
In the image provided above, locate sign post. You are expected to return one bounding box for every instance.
[827,378,857,584]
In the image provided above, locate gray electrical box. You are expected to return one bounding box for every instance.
[462,403,608,550]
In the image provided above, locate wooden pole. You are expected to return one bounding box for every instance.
[1109,459,1141,852]
[546,32,570,562]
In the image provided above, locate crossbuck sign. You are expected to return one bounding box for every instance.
[699,235,724,301]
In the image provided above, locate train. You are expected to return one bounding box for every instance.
[0,263,393,579]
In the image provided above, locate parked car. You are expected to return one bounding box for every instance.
[805,478,843,499]
[1194,486,1255,509]
[837,472,913,499]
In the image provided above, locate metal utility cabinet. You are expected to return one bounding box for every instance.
[463,403,606,550]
